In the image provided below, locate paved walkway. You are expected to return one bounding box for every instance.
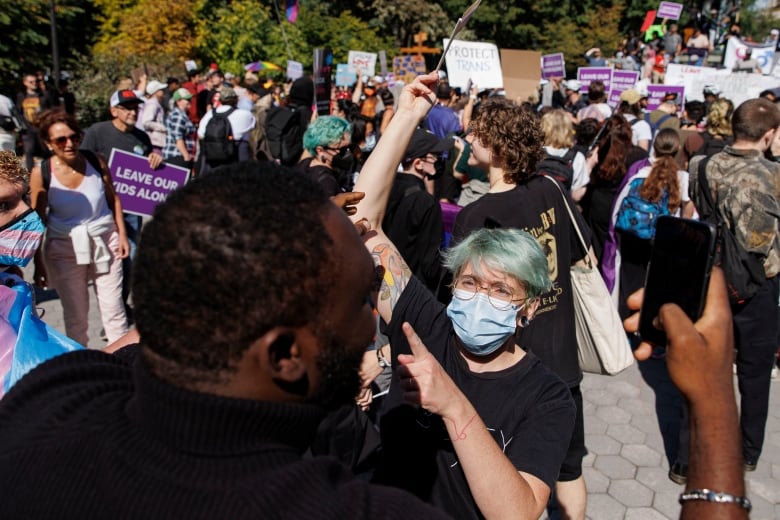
[32,283,780,519]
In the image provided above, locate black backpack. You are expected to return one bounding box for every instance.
[696,157,766,305]
[202,107,238,165]
[535,148,577,190]
[265,106,304,166]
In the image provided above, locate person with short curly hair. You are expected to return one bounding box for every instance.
[0,151,44,275]
[295,115,352,196]
[452,96,593,520]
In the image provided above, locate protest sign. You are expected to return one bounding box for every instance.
[657,2,683,20]
[286,60,304,80]
[108,149,189,218]
[577,67,613,92]
[336,64,356,86]
[723,37,776,75]
[646,84,685,111]
[313,48,333,116]
[667,63,776,106]
[393,55,426,85]
[541,53,565,79]
[347,51,377,77]
[500,49,539,103]
[444,39,503,89]
[608,70,639,106]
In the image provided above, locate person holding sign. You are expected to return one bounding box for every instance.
[30,110,130,346]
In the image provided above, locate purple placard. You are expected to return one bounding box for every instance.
[608,70,640,106]
[646,84,685,111]
[657,2,683,21]
[108,149,190,217]
[577,67,613,93]
[541,53,565,79]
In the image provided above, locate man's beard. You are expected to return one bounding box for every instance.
[310,329,367,411]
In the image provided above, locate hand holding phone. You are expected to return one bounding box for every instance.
[638,216,717,346]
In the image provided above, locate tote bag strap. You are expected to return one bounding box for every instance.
[541,175,591,268]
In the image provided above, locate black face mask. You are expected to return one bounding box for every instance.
[331,148,354,173]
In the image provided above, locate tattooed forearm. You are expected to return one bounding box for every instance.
[371,242,412,310]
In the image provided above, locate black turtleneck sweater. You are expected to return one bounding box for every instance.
[0,346,448,519]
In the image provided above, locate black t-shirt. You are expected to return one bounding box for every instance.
[451,175,589,386]
[81,120,153,160]
[382,173,444,291]
[376,277,575,519]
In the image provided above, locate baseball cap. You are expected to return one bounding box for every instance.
[146,80,167,95]
[404,128,448,161]
[703,84,721,96]
[772,29,779,36]
[110,89,142,107]
[563,80,582,92]
[620,89,642,105]
[224,72,235,80]
[172,88,193,102]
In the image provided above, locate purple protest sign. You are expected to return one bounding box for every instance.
[541,53,565,79]
[646,84,685,111]
[608,70,639,106]
[108,149,190,217]
[577,67,613,93]
[657,2,683,21]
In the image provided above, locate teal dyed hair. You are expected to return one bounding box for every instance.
[302,116,352,156]
[443,228,551,298]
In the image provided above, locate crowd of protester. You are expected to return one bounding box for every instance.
[0,42,777,518]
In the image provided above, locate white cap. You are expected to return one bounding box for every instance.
[145,80,166,95]
[563,79,582,92]
[703,83,721,96]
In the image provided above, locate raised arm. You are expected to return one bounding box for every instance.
[352,73,437,230]
[351,73,438,324]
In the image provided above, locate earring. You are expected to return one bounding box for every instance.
[519,316,530,328]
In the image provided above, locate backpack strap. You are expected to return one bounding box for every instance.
[562,147,577,164]
[41,157,52,191]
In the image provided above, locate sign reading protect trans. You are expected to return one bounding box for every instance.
[443,39,503,89]
[108,149,190,217]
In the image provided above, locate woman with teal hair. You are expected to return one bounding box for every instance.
[350,72,576,520]
[294,115,351,196]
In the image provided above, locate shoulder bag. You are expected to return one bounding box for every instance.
[543,176,634,375]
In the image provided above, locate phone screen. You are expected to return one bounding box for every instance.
[639,216,717,346]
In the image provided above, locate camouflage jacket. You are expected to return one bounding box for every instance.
[690,146,780,278]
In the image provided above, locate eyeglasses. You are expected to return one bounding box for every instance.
[51,133,81,147]
[453,275,529,311]
[421,154,440,164]
[115,104,140,112]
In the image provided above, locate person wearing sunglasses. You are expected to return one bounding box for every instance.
[28,110,129,347]
[351,73,576,520]
[295,115,352,196]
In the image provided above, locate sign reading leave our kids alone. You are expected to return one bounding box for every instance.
[108,149,190,217]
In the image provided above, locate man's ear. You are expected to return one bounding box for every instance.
[252,327,307,384]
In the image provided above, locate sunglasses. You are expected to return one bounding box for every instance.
[51,133,81,147]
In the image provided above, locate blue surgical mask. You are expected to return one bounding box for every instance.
[0,208,45,268]
[446,289,522,356]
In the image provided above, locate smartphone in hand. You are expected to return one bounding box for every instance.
[639,216,717,346]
